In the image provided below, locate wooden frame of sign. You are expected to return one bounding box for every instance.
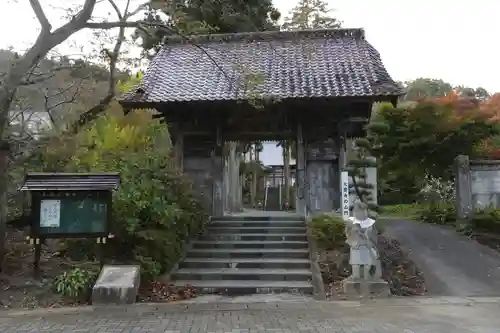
[19,173,120,278]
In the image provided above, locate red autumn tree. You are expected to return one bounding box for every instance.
[475,93,500,158]
[435,90,481,117]
[480,93,500,123]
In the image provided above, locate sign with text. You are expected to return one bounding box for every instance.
[341,171,350,221]
[40,199,61,228]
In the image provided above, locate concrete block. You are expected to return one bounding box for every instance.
[342,277,391,297]
[92,265,140,305]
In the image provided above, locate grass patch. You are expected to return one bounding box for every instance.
[380,204,425,219]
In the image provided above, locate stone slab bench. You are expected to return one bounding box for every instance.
[92,265,140,305]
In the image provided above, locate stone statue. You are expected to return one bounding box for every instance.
[345,199,381,280]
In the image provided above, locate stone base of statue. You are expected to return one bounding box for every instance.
[342,276,390,297]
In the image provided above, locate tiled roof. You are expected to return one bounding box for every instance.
[120,28,404,105]
[20,173,120,191]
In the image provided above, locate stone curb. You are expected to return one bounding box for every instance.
[2,296,500,318]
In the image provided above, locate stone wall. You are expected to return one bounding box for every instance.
[471,161,500,210]
[455,155,500,218]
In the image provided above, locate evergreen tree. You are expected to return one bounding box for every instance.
[282,0,341,30]
[137,0,281,54]
[346,123,388,218]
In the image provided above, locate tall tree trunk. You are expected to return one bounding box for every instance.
[283,141,291,208]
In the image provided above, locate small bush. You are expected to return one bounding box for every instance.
[418,204,456,224]
[311,215,346,250]
[53,268,98,302]
[469,208,500,234]
[417,174,457,224]
[419,174,455,205]
[381,204,424,218]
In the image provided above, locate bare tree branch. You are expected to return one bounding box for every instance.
[107,0,124,20]
[126,1,148,18]
[0,0,97,131]
[20,64,82,85]
[69,4,127,133]
[29,0,51,31]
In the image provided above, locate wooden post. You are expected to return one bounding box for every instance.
[212,126,224,217]
[283,141,290,209]
[296,123,306,216]
[33,238,41,278]
[170,124,184,171]
[223,155,229,213]
[175,132,184,171]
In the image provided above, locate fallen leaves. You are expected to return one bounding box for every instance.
[319,235,427,299]
[138,281,198,302]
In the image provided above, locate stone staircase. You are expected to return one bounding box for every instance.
[172,215,314,294]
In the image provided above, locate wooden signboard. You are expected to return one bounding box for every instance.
[32,191,111,238]
[306,140,337,161]
[19,172,120,277]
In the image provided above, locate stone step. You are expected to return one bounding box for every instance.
[212,216,304,222]
[207,226,306,234]
[192,240,309,249]
[179,258,311,270]
[209,220,305,228]
[186,248,309,259]
[200,233,308,242]
[173,268,312,281]
[172,279,313,294]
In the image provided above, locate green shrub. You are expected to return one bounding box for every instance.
[469,208,500,234]
[53,268,98,301]
[381,204,424,218]
[33,108,208,282]
[417,204,456,224]
[311,215,346,250]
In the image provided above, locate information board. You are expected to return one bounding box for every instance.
[38,197,107,235]
[40,200,61,228]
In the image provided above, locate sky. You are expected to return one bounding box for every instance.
[1,0,499,165]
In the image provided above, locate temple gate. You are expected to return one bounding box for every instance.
[120,28,403,217]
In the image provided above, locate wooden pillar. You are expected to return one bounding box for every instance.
[227,141,242,213]
[223,155,229,213]
[169,124,184,171]
[174,132,184,171]
[212,126,224,216]
[296,122,306,216]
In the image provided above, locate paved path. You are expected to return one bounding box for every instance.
[382,219,500,296]
[1,297,500,332]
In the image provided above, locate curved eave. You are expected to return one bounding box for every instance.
[118,93,403,112]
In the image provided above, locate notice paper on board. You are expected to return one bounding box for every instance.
[40,199,61,228]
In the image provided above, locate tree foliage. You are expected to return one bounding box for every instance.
[476,93,500,158]
[282,0,341,30]
[137,0,281,54]
[371,98,499,204]
[401,78,490,102]
[16,74,208,281]
[44,108,206,280]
